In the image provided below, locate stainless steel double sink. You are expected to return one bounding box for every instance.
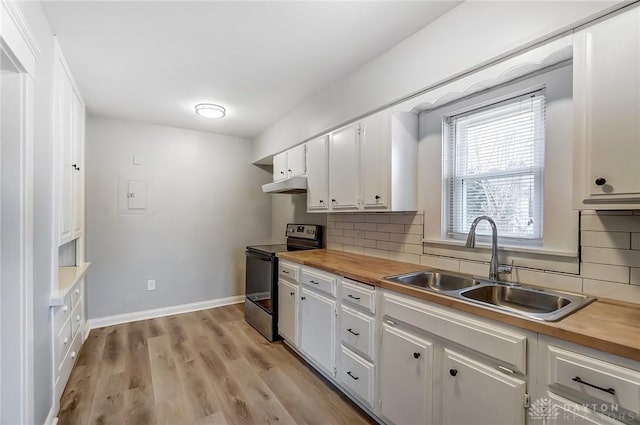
[382,271,595,322]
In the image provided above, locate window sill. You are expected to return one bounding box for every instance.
[422,238,579,260]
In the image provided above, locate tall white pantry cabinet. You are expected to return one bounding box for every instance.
[50,38,90,409]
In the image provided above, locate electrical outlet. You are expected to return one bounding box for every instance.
[147,279,156,291]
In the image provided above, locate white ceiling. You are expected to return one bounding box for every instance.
[42,1,460,139]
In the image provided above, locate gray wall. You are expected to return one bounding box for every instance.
[85,117,272,319]
[271,194,327,244]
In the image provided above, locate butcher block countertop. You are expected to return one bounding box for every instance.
[278,249,640,362]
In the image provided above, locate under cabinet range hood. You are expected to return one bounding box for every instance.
[261,176,307,194]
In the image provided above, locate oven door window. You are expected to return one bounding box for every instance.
[245,251,274,314]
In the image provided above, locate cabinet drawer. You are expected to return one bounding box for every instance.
[547,345,640,416]
[301,268,336,296]
[338,345,375,408]
[342,279,375,313]
[383,292,527,373]
[55,319,72,365]
[279,261,299,282]
[340,305,375,360]
[544,392,626,425]
[71,302,83,338]
[53,293,72,336]
[71,280,83,308]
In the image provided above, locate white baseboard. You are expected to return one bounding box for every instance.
[87,295,245,329]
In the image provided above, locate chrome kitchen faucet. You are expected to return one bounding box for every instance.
[465,216,513,281]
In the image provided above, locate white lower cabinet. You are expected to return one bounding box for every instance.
[338,345,376,409]
[544,392,626,425]
[441,349,527,425]
[278,279,298,345]
[379,322,434,425]
[300,287,337,375]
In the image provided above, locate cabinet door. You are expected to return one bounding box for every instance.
[329,123,360,209]
[442,349,526,425]
[57,67,74,245]
[575,7,640,198]
[300,288,336,374]
[273,152,287,181]
[361,111,389,209]
[306,136,329,211]
[287,144,306,177]
[379,323,433,425]
[71,91,84,238]
[278,279,298,346]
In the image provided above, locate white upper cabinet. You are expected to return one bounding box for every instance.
[329,122,361,209]
[306,135,329,210]
[324,110,418,213]
[54,41,85,246]
[273,152,287,181]
[573,5,640,209]
[272,144,306,182]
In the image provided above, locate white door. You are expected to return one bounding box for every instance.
[273,152,287,181]
[287,144,306,177]
[575,7,640,198]
[278,279,298,346]
[361,111,389,209]
[441,349,526,425]
[306,136,329,210]
[58,65,74,244]
[329,123,360,209]
[379,323,433,425]
[300,287,336,375]
[71,91,83,238]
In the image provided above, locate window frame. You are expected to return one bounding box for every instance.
[442,88,546,246]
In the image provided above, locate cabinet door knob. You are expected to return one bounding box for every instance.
[595,177,606,186]
[331,199,336,202]
[301,296,305,300]
[413,352,421,359]
[319,200,324,204]
[280,171,285,175]
[375,195,380,200]
[289,292,294,296]
[449,368,458,377]
[288,169,292,173]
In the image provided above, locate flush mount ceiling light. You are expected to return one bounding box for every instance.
[195,103,226,119]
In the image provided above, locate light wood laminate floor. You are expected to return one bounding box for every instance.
[57,304,375,425]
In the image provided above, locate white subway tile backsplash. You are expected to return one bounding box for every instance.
[376,223,405,233]
[511,268,583,293]
[327,241,344,250]
[420,255,461,272]
[354,222,378,231]
[632,233,640,250]
[581,231,630,249]
[581,214,640,232]
[404,225,423,235]
[327,214,343,222]
[342,245,365,255]
[353,238,377,248]
[364,247,390,259]
[364,231,390,241]
[327,228,343,236]
[389,233,422,244]
[342,214,365,223]
[580,262,629,284]
[403,244,423,255]
[336,222,354,230]
[459,260,490,277]
[581,247,640,267]
[377,240,403,252]
[389,252,421,265]
[583,279,640,304]
[343,229,362,239]
[365,214,390,224]
[389,214,423,225]
[631,268,640,285]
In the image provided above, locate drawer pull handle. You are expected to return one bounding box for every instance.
[347,328,360,336]
[572,377,616,395]
[346,371,359,380]
[386,319,396,327]
[282,270,289,274]
[347,294,361,300]
[310,280,320,285]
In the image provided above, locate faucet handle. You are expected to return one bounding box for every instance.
[498,260,515,274]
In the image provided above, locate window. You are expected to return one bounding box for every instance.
[444,90,545,243]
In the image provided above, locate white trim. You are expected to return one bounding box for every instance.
[43,405,56,425]
[87,295,245,329]
[0,0,40,77]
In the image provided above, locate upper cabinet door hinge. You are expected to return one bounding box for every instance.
[356,125,362,135]
[524,393,530,409]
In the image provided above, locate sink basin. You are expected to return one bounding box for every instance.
[461,285,570,314]
[384,271,480,292]
[382,271,595,321]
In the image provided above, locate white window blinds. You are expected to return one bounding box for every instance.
[444,90,545,242]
